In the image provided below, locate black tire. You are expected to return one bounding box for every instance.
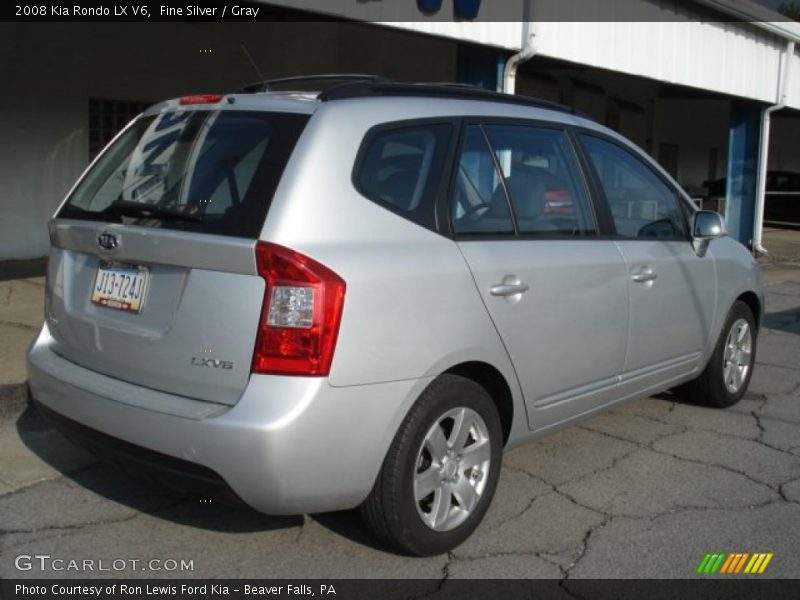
[677,300,757,408]
[360,374,503,556]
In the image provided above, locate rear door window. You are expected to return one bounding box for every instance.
[354,122,453,230]
[483,125,596,235]
[451,123,595,236]
[59,110,309,239]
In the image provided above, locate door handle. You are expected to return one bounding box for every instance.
[631,268,658,283]
[490,282,529,297]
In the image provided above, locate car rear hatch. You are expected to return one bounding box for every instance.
[46,101,311,405]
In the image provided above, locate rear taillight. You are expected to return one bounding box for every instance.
[251,242,346,376]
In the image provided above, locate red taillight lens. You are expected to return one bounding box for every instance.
[179,94,224,105]
[252,242,346,376]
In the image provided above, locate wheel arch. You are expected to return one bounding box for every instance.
[736,290,762,331]
[443,361,514,447]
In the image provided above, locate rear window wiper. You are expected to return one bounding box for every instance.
[109,199,204,222]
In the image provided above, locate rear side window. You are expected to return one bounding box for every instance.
[354,122,453,230]
[59,110,309,239]
[580,134,688,240]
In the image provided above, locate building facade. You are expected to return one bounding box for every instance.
[1,0,798,259]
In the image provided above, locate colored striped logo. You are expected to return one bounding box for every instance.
[697,552,773,574]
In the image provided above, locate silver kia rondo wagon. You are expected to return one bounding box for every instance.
[27,76,763,555]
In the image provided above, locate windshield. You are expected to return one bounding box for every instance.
[59,110,309,238]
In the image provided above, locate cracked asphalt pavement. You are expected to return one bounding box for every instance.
[1,255,799,580]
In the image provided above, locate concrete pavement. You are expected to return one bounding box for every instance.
[0,245,798,580]
[0,270,96,497]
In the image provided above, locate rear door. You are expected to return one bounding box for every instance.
[452,122,629,431]
[577,132,716,395]
[47,107,309,405]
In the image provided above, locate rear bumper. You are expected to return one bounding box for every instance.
[27,325,430,514]
[33,399,246,505]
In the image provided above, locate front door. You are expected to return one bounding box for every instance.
[578,133,716,396]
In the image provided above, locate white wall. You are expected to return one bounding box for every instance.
[0,22,457,259]
[0,94,89,260]
[786,51,800,111]
[532,20,786,108]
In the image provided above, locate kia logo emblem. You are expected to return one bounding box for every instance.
[97,232,119,251]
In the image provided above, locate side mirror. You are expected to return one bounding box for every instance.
[692,210,726,257]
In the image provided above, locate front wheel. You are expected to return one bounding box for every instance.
[678,300,757,408]
[360,374,503,556]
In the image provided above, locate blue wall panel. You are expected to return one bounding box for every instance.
[455,43,506,91]
[725,101,763,247]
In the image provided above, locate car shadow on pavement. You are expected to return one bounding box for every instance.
[0,258,47,282]
[310,510,402,554]
[13,397,304,534]
[764,308,800,335]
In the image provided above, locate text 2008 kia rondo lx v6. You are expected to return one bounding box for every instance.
[28,78,763,556]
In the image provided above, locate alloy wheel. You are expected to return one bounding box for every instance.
[413,407,492,532]
[722,318,752,394]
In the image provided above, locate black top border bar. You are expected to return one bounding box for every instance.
[4,0,800,23]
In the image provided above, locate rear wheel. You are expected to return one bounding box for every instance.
[678,301,757,408]
[361,374,503,556]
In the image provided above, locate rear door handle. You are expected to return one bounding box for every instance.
[631,268,658,283]
[490,282,529,297]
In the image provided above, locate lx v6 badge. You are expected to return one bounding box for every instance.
[191,357,234,369]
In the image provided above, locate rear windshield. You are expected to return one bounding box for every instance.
[59,110,309,238]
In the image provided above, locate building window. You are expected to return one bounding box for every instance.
[89,99,151,159]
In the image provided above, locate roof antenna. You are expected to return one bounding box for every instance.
[240,44,266,90]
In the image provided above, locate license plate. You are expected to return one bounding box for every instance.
[91,261,149,313]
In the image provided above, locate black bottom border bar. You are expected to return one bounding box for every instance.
[4,579,800,600]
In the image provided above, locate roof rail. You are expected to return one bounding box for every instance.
[318,81,580,116]
[240,74,391,94]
